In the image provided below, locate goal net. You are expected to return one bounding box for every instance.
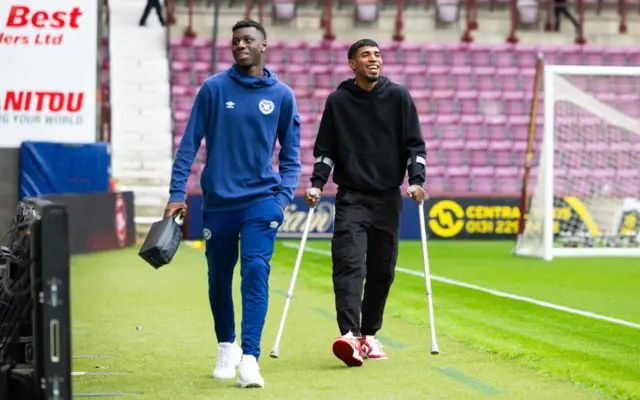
[515,65,640,260]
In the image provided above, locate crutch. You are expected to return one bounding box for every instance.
[408,187,440,355]
[270,189,318,359]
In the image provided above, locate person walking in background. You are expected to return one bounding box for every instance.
[554,0,579,32]
[164,19,301,388]
[139,0,166,27]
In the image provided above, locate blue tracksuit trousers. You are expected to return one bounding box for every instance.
[202,196,284,360]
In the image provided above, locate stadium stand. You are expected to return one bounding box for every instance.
[90,0,636,237]
[168,38,640,196]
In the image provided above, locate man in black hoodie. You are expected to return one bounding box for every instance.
[303,39,427,367]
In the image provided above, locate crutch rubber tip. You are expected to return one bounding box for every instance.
[269,350,279,359]
[430,345,440,355]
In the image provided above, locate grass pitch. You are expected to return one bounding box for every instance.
[70,240,640,399]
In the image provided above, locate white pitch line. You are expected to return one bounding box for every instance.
[281,242,640,330]
[72,372,131,376]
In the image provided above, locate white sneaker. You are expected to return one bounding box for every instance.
[236,355,264,388]
[213,342,242,379]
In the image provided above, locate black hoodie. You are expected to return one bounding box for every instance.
[310,76,426,193]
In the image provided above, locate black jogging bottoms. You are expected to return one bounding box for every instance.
[331,187,403,337]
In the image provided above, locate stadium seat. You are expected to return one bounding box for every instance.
[355,0,380,22]
[273,0,297,20]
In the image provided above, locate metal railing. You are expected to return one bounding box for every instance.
[171,0,633,44]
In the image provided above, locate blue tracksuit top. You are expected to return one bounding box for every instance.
[168,64,301,212]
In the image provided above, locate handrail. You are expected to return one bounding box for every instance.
[393,0,404,41]
[171,1,629,45]
[165,0,176,25]
[244,0,264,23]
[322,0,335,40]
[461,0,475,42]
[506,0,518,42]
[619,0,627,33]
[576,0,586,43]
[245,0,253,19]
[469,0,478,30]
[545,0,553,31]
[165,0,176,156]
[184,0,196,37]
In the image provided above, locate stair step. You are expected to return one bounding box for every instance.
[112,61,168,70]
[113,172,171,183]
[113,106,172,116]
[134,196,168,207]
[111,120,172,133]
[111,70,169,83]
[113,174,171,186]
[112,114,172,122]
[112,166,172,177]
[135,205,166,218]
[111,139,173,152]
[135,216,163,225]
[111,75,170,86]
[111,166,171,175]
[112,84,169,96]
[111,140,173,153]
[112,156,173,168]
[110,0,173,223]
[117,185,169,193]
[112,115,172,125]
[111,137,173,148]
[111,39,166,49]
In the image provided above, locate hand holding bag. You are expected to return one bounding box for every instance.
[138,213,184,269]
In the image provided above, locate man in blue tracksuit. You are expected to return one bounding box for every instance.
[164,19,301,389]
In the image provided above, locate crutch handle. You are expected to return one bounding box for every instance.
[308,188,320,209]
[408,186,425,205]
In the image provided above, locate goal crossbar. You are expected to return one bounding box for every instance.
[544,65,640,76]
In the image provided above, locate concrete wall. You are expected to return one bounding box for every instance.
[0,148,20,232]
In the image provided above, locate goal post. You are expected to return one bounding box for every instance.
[514,65,640,261]
[517,52,544,244]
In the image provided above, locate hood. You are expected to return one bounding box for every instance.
[337,75,390,98]
[228,63,279,89]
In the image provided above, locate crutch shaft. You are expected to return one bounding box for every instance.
[417,201,439,355]
[270,197,317,359]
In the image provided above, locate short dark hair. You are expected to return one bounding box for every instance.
[232,19,267,39]
[348,39,379,60]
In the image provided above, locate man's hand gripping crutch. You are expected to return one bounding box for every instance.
[270,188,320,359]
[408,185,440,355]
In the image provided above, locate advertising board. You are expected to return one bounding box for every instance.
[184,195,336,240]
[0,1,98,147]
[182,194,640,242]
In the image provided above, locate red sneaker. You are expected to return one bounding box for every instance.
[332,332,363,367]
[361,336,388,360]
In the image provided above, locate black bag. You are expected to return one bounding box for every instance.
[138,214,184,269]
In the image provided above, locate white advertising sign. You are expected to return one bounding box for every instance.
[0,0,98,148]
